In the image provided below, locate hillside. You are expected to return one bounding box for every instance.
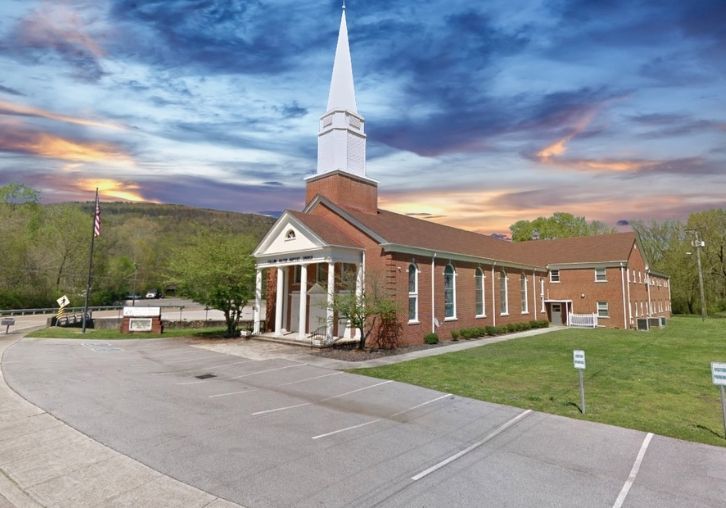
[0,200,276,309]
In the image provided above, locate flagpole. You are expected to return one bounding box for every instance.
[82,188,99,333]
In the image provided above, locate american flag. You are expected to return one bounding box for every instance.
[93,192,101,237]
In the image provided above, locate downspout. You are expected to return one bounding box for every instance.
[431,253,437,334]
[667,278,671,314]
[532,270,537,319]
[491,264,497,326]
[625,265,632,328]
[620,264,627,329]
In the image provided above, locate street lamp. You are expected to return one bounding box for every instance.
[686,230,707,321]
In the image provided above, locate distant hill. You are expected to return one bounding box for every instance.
[71,201,277,240]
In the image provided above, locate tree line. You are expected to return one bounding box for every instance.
[510,210,726,315]
[0,184,275,311]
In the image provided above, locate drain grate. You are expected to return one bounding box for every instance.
[195,373,217,380]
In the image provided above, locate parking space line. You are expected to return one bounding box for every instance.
[612,432,653,508]
[230,364,306,380]
[188,359,254,371]
[176,380,208,386]
[277,371,343,386]
[312,419,381,440]
[311,393,452,441]
[209,388,259,399]
[162,355,221,365]
[411,409,533,481]
[252,380,394,416]
[253,402,312,416]
[391,393,452,417]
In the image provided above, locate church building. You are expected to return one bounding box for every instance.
[252,8,671,346]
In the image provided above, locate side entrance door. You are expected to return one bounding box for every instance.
[551,303,562,325]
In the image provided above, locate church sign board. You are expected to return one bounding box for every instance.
[121,307,162,334]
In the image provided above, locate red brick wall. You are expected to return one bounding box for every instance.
[305,172,378,213]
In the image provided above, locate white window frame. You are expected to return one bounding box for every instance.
[408,263,419,323]
[520,274,528,314]
[549,269,560,283]
[595,267,607,282]
[475,268,486,317]
[444,264,457,320]
[499,270,509,316]
[597,301,609,318]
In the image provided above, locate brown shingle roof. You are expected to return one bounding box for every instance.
[510,232,637,266]
[340,206,536,265]
[289,210,363,249]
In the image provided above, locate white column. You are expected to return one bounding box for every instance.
[253,268,262,334]
[275,267,284,335]
[298,264,308,340]
[327,262,335,341]
[355,257,364,339]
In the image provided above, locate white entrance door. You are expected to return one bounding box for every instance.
[551,303,562,325]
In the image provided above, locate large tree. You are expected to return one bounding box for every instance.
[166,233,256,337]
[510,212,614,242]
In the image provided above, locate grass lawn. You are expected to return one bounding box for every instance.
[355,316,726,447]
[26,326,228,340]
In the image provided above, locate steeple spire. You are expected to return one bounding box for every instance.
[326,7,357,113]
[315,5,367,179]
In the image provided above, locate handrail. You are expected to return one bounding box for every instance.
[0,304,187,317]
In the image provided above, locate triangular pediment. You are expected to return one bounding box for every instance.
[253,212,327,258]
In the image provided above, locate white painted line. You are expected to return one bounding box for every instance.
[230,364,306,380]
[176,380,208,386]
[253,380,393,416]
[312,419,382,440]
[209,389,259,399]
[411,409,533,481]
[191,359,254,370]
[391,394,452,417]
[320,380,393,402]
[612,432,653,508]
[277,371,343,386]
[163,354,222,364]
[252,402,311,416]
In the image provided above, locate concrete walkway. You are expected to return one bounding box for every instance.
[0,332,241,508]
[203,326,563,370]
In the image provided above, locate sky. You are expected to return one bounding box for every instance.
[0,0,724,235]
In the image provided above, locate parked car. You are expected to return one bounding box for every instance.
[145,289,161,299]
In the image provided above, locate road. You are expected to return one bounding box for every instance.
[3,337,725,507]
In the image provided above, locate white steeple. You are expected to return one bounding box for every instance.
[316,5,367,178]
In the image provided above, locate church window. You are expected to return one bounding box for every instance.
[500,271,509,315]
[520,274,528,313]
[444,264,456,319]
[475,268,485,317]
[408,264,418,322]
[595,268,607,282]
[550,269,560,282]
[285,229,296,241]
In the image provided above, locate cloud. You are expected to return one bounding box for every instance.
[0,100,125,130]
[0,126,131,164]
[76,178,152,202]
[2,2,106,81]
[0,84,24,96]
[629,113,726,138]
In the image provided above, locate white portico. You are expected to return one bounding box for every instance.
[252,211,364,344]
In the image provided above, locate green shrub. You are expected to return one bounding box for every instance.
[451,329,460,341]
[485,326,497,336]
[424,332,439,344]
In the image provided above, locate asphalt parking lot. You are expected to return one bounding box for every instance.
[4,338,726,507]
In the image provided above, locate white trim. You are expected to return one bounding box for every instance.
[275,267,284,334]
[298,264,308,339]
[253,269,262,334]
[491,265,497,326]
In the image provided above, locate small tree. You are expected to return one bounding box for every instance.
[167,233,256,337]
[329,273,399,350]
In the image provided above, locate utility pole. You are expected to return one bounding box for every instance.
[688,230,707,321]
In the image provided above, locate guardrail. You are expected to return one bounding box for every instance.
[0,304,189,317]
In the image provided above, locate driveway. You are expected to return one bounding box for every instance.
[3,337,726,507]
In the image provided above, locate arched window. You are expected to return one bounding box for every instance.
[475,268,485,317]
[499,270,509,315]
[285,229,296,241]
[520,274,528,313]
[408,264,418,322]
[444,264,456,319]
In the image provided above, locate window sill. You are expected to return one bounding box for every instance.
[407,320,420,325]
[598,316,609,319]
[521,311,529,315]
[594,280,608,283]
[444,317,458,322]
[550,281,560,284]
[475,315,487,319]
[500,313,509,317]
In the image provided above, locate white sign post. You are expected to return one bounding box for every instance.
[573,350,586,414]
[711,362,726,439]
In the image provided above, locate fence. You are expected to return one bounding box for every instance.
[568,313,599,328]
